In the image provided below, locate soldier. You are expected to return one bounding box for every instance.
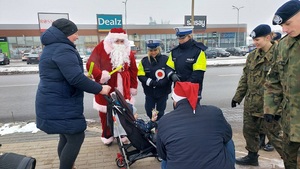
[265,1,300,168]
[165,26,207,100]
[232,24,283,166]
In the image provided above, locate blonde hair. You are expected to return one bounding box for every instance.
[147,46,162,62]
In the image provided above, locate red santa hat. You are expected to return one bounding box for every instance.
[103,27,130,54]
[171,82,199,114]
[106,28,128,40]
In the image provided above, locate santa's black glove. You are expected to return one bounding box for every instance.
[264,114,274,123]
[170,73,180,82]
[231,100,239,108]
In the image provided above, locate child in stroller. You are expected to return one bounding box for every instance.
[105,89,161,169]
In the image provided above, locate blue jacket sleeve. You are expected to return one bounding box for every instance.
[53,48,102,94]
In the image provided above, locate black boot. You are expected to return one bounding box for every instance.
[259,134,266,149]
[236,151,259,166]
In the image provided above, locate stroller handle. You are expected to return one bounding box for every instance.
[103,95,113,103]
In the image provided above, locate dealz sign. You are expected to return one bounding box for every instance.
[184,15,207,30]
[97,14,123,32]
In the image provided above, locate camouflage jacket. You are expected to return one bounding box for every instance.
[233,43,276,117]
[264,35,300,142]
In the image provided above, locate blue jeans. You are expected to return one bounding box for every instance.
[145,95,168,121]
[161,139,235,169]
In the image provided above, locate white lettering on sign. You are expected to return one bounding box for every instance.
[98,18,122,25]
[186,19,206,27]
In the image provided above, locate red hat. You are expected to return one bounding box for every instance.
[107,28,128,40]
[172,82,199,114]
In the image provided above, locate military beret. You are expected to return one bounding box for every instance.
[250,24,271,39]
[147,39,161,49]
[273,32,282,41]
[273,0,300,25]
[174,26,193,37]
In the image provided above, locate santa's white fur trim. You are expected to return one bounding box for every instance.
[103,34,130,55]
[101,136,114,144]
[93,97,107,113]
[108,32,128,39]
[100,70,111,84]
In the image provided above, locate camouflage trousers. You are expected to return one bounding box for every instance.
[282,132,300,169]
[243,112,284,158]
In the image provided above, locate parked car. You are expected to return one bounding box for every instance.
[204,49,217,58]
[0,53,10,65]
[208,48,230,57]
[225,47,247,56]
[27,53,40,64]
[22,53,30,61]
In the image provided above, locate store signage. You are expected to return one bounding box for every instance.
[38,13,69,32]
[97,14,123,32]
[184,15,207,30]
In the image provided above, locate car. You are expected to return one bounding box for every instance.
[22,53,30,61]
[27,53,40,64]
[204,49,217,58]
[208,48,230,57]
[0,53,10,65]
[225,47,247,56]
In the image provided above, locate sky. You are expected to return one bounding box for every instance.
[0,0,288,33]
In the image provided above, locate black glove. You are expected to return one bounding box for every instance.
[274,115,281,121]
[170,73,180,82]
[264,114,274,123]
[231,100,239,108]
[150,79,158,87]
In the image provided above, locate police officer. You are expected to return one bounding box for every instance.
[165,27,207,100]
[265,1,300,168]
[138,39,172,120]
[232,24,283,166]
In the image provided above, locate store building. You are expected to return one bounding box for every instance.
[0,23,247,58]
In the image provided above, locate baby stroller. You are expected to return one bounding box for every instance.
[105,88,161,169]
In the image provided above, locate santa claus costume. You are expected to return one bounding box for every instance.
[86,28,138,145]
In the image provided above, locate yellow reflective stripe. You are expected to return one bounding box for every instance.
[137,61,146,76]
[166,53,175,70]
[193,51,206,71]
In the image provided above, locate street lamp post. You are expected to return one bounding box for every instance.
[122,0,128,33]
[232,5,244,47]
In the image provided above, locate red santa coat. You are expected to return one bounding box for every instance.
[86,40,138,112]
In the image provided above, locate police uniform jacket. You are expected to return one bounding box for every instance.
[264,35,300,142]
[166,39,207,97]
[233,43,276,117]
[138,54,172,98]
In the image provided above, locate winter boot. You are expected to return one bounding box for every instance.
[259,134,266,149]
[236,151,259,166]
[263,142,274,152]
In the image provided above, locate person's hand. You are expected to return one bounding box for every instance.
[170,73,180,82]
[99,85,111,95]
[231,99,239,108]
[130,88,137,96]
[151,109,158,122]
[100,70,111,84]
[264,114,274,123]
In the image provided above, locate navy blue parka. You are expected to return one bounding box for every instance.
[156,100,234,169]
[36,26,103,134]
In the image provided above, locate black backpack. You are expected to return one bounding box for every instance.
[0,152,36,169]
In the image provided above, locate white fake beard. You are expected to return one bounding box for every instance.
[110,43,130,69]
